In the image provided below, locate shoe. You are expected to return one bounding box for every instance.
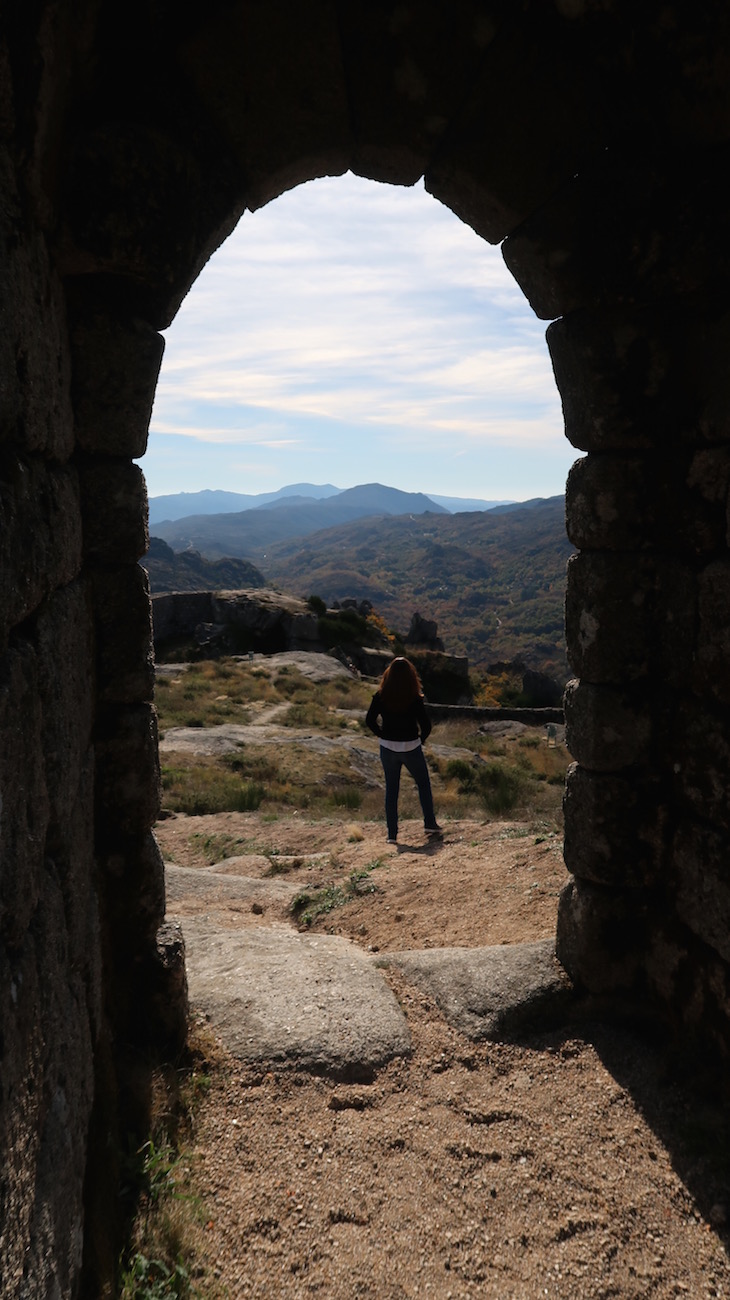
[387,837,397,845]
[425,824,443,836]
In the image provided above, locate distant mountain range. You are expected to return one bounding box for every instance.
[148,483,341,525]
[145,487,572,678]
[148,482,514,528]
[152,483,455,556]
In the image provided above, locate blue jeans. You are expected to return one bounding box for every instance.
[380,744,437,840]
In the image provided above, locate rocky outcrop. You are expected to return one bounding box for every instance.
[152,588,322,654]
[143,537,266,594]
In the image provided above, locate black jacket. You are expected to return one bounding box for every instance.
[365,692,432,744]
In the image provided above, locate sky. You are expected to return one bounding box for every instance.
[141,172,576,503]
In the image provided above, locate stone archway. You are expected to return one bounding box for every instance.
[3,3,730,1294]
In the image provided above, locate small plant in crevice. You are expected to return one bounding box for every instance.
[188,830,246,865]
[290,882,347,927]
[290,858,383,928]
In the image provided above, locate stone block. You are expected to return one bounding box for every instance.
[146,920,189,1058]
[426,7,616,244]
[673,701,730,835]
[68,286,164,457]
[556,877,649,996]
[671,822,730,965]
[79,459,148,563]
[0,150,74,461]
[178,0,350,210]
[644,910,730,1060]
[568,445,730,556]
[503,147,730,320]
[19,865,95,1300]
[95,704,161,840]
[62,123,200,301]
[565,454,657,552]
[92,564,155,704]
[61,120,248,327]
[47,753,101,1025]
[31,581,95,841]
[685,309,730,445]
[565,551,695,686]
[682,447,730,552]
[0,867,96,1300]
[340,0,495,185]
[563,679,652,772]
[0,456,82,642]
[100,831,166,946]
[0,642,49,948]
[694,558,730,706]
[563,763,665,888]
[546,304,687,453]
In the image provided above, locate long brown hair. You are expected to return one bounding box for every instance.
[379,656,423,709]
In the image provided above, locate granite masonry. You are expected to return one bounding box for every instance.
[2,2,730,1294]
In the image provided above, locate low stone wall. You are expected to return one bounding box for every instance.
[428,704,565,726]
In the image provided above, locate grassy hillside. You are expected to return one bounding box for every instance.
[261,497,573,680]
[155,656,570,824]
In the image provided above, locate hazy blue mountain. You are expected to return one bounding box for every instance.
[486,498,553,515]
[154,483,449,556]
[148,483,341,525]
[426,494,516,512]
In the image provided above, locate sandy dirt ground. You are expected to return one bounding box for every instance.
[155,812,730,1300]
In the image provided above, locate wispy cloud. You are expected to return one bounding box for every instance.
[145,174,571,498]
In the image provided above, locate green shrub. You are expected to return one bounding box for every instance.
[317,608,368,648]
[445,758,479,791]
[475,763,526,815]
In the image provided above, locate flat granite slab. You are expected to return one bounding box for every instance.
[380,939,573,1040]
[165,864,298,911]
[180,918,412,1076]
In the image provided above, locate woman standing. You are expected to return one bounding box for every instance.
[365,657,442,844]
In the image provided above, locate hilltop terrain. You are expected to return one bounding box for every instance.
[146,495,572,679]
[125,654,730,1298]
[262,496,572,678]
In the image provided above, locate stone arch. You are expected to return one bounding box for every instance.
[3,3,730,1294]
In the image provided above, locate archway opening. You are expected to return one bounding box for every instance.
[141,173,575,681]
[143,169,575,910]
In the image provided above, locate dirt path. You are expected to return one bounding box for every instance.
[156,813,730,1299]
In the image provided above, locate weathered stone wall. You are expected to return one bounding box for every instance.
[530,163,730,1051]
[3,1,730,1294]
[1,6,181,1295]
